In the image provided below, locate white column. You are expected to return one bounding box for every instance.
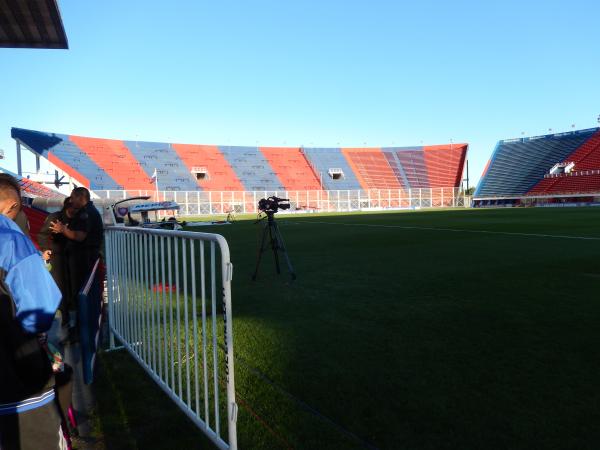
[16,141,22,176]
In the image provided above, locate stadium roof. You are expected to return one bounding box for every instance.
[0,0,68,49]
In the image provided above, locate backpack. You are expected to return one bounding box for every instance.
[0,275,54,405]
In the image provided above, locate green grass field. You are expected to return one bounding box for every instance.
[94,207,600,449]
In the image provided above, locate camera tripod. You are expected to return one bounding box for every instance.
[252,211,296,281]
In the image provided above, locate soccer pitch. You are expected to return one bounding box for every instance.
[96,207,600,449]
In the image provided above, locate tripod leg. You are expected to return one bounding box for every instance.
[272,222,297,280]
[269,222,282,274]
[252,223,269,280]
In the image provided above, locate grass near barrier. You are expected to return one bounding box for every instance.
[94,207,600,449]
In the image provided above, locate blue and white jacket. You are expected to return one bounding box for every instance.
[0,214,61,414]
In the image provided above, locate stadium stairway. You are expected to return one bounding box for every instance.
[302,147,362,190]
[382,150,411,189]
[394,148,430,189]
[341,148,404,190]
[218,146,285,192]
[122,141,199,191]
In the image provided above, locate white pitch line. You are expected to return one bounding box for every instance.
[288,221,600,241]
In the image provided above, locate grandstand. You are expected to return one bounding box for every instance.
[0,166,62,199]
[11,128,467,197]
[474,127,600,207]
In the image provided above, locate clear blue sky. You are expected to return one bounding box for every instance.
[1,0,599,185]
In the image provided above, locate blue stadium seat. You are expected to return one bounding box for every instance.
[218,146,285,191]
[302,147,361,190]
[123,141,200,191]
[11,128,121,190]
[475,129,596,197]
[393,148,429,189]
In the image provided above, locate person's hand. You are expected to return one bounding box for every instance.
[42,250,52,261]
[49,220,65,234]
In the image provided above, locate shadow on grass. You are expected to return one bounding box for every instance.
[92,351,217,450]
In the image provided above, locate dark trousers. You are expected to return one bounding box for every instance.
[66,251,94,308]
[0,401,65,450]
[49,252,69,317]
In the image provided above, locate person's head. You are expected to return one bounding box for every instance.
[0,173,22,220]
[70,187,90,209]
[61,196,72,211]
[62,197,80,218]
[60,196,75,217]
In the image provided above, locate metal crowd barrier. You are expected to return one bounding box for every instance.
[78,258,103,385]
[95,187,470,216]
[104,226,237,449]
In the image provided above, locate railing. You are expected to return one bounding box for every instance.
[544,169,600,178]
[95,187,470,216]
[78,258,103,385]
[499,127,598,144]
[105,227,237,449]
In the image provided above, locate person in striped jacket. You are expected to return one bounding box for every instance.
[0,174,65,449]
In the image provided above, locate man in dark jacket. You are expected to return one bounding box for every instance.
[49,187,103,340]
[0,174,65,449]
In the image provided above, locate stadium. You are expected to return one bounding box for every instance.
[475,127,600,207]
[1,2,600,450]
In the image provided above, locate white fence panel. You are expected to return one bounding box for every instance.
[96,187,469,216]
[105,227,237,449]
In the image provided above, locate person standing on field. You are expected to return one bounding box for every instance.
[0,174,66,450]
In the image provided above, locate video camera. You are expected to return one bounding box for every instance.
[257,196,291,214]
